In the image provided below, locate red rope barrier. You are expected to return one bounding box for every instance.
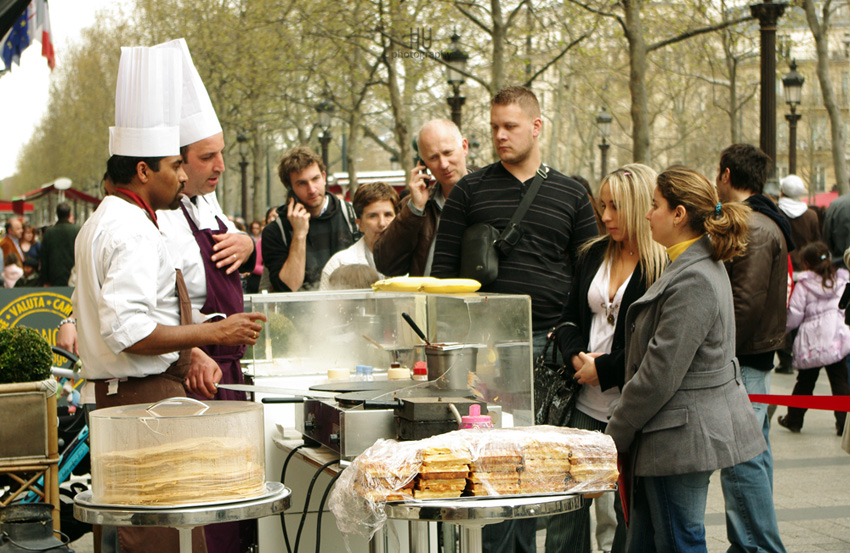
[748,394,850,412]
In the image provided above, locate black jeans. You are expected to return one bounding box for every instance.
[784,360,850,429]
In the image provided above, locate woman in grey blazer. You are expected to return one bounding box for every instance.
[606,167,767,552]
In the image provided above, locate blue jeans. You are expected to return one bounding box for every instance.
[719,366,786,553]
[626,471,713,553]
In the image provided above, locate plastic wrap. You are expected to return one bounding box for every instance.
[328,425,618,540]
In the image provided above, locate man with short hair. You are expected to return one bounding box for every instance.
[431,86,598,553]
[39,202,79,286]
[261,146,359,291]
[715,143,790,553]
[373,119,468,276]
[155,39,255,404]
[0,217,24,268]
[432,86,598,336]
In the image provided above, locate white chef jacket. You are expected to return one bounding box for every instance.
[319,237,383,290]
[157,193,239,315]
[73,196,181,382]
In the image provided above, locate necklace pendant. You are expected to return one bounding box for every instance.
[607,313,615,325]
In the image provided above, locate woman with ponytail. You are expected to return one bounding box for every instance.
[606,166,766,552]
[777,241,850,435]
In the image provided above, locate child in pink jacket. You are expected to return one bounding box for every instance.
[778,241,850,435]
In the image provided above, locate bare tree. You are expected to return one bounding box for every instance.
[801,0,848,194]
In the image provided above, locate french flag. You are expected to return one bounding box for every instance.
[1,0,54,71]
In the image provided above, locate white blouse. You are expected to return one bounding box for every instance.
[575,258,633,422]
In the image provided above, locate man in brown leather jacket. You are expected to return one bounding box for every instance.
[715,143,792,553]
[373,119,468,276]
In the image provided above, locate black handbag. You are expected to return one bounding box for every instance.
[459,166,548,286]
[534,330,581,426]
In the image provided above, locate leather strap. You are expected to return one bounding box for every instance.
[495,165,548,255]
[164,268,193,380]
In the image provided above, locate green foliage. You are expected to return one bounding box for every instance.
[0,326,53,384]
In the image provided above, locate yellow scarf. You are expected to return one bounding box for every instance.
[666,236,702,262]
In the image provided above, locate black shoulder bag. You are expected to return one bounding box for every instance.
[534,325,581,426]
[459,165,548,286]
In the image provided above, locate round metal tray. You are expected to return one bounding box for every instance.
[74,482,290,528]
[383,493,583,525]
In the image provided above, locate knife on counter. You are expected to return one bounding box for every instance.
[215,383,338,399]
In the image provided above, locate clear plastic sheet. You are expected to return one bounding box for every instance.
[328,425,618,540]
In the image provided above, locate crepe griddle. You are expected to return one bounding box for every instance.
[333,385,475,409]
[309,380,411,394]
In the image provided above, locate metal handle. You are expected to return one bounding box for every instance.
[146,396,210,417]
[402,312,430,345]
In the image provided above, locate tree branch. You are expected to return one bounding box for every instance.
[506,0,531,28]
[361,125,400,158]
[523,33,589,86]
[454,4,493,34]
[648,15,753,52]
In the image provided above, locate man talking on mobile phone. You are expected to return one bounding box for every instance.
[261,146,360,291]
[373,119,470,276]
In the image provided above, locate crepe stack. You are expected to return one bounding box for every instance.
[568,435,619,489]
[519,439,573,494]
[353,457,420,502]
[466,445,522,496]
[413,446,472,499]
[94,437,266,506]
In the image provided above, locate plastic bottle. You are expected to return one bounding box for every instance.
[460,404,493,430]
[354,365,367,381]
[412,361,428,382]
[363,365,374,382]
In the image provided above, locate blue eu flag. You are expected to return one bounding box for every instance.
[2,11,31,70]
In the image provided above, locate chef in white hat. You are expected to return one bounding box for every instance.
[154,38,257,405]
[153,37,256,553]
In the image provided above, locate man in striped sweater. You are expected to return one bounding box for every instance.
[431,85,598,553]
[432,86,598,341]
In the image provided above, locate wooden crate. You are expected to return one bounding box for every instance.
[0,380,61,530]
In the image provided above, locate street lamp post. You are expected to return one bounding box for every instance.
[782,60,805,175]
[751,0,787,195]
[596,107,612,181]
[237,134,249,220]
[315,98,334,169]
[445,33,469,130]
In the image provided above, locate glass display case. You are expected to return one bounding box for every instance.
[245,290,533,425]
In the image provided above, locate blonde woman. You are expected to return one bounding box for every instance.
[607,167,765,552]
[548,164,667,553]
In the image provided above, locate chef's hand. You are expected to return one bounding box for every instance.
[574,351,603,387]
[56,320,79,356]
[184,348,221,399]
[408,163,431,211]
[211,233,254,274]
[288,199,310,240]
[211,312,267,346]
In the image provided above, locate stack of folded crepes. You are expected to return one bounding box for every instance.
[94,437,266,506]
[519,437,573,494]
[414,446,472,499]
[466,441,522,496]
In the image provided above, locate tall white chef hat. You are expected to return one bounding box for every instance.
[780,174,807,198]
[154,38,222,147]
[109,46,182,157]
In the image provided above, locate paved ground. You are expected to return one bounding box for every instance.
[68,369,849,552]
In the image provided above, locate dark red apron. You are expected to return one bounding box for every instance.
[180,202,248,402]
[94,269,207,553]
[181,202,251,553]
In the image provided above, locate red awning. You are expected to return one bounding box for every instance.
[13,184,101,205]
[802,190,839,207]
[0,199,33,213]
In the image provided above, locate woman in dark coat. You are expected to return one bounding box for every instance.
[547,164,667,553]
